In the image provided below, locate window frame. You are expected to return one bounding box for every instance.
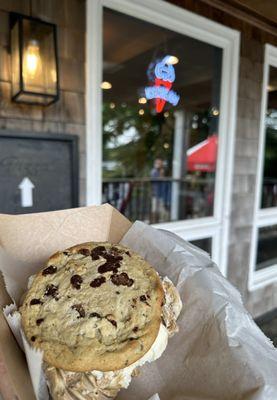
[86,0,240,275]
[249,44,277,291]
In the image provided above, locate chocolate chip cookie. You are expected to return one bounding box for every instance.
[20,242,164,372]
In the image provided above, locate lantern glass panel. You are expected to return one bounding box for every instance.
[22,18,57,95]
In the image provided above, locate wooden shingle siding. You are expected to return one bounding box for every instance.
[0,0,86,205]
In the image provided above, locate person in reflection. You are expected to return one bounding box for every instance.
[151,158,170,222]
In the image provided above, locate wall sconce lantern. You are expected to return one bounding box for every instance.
[10,13,59,105]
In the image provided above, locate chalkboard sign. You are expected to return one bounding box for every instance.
[0,131,79,214]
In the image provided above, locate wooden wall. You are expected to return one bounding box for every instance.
[0,0,86,206]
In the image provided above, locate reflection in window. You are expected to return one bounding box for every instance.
[256,225,277,270]
[102,8,222,223]
[262,66,277,208]
[190,238,211,254]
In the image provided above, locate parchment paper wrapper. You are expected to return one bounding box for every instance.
[1,207,277,400]
[0,205,131,400]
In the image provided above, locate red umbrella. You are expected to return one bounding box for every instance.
[187,134,218,172]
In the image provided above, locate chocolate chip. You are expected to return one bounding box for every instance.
[31,336,36,342]
[44,284,58,298]
[71,304,85,318]
[91,246,106,260]
[89,312,101,318]
[90,276,106,288]
[42,265,57,276]
[116,291,120,295]
[133,326,138,333]
[111,273,134,287]
[92,247,123,272]
[63,251,70,256]
[70,274,83,289]
[36,318,44,326]
[106,315,117,327]
[146,294,151,299]
[125,251,131,257]
[105,253,123,263]
[98,261,121,274]
[94,246,106,252]
[78,248,91,256]
[30,298,42,305]
[140,295,150,306]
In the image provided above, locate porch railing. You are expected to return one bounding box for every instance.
[102,177,215,223]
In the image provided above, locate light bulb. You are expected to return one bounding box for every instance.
[166,55,179,65]
[101,81,112,89]
[211,107,219,116]
[24,40,41,78]
[138,97,147,104]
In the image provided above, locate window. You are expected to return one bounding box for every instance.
[86,0,240,274]
[261,66,277,209]
[190,238,212,253]
[249,45,277,290]
[102,8,222,225]
[256,225,277,271]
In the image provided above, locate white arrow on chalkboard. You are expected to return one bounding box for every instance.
[19,177,35,207]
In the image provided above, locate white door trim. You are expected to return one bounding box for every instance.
[86,0,240,276]
[248,44,277,291]
[86,0,103,205]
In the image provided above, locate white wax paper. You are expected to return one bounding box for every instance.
[118,222,277,400]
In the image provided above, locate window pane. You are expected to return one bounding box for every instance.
[261,66,277,208]
[190,238,212,253]
[102,8,222,223]
[256,225,277,270]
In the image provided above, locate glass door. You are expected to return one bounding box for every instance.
[86,0,240,273]
[102,8,221,234]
